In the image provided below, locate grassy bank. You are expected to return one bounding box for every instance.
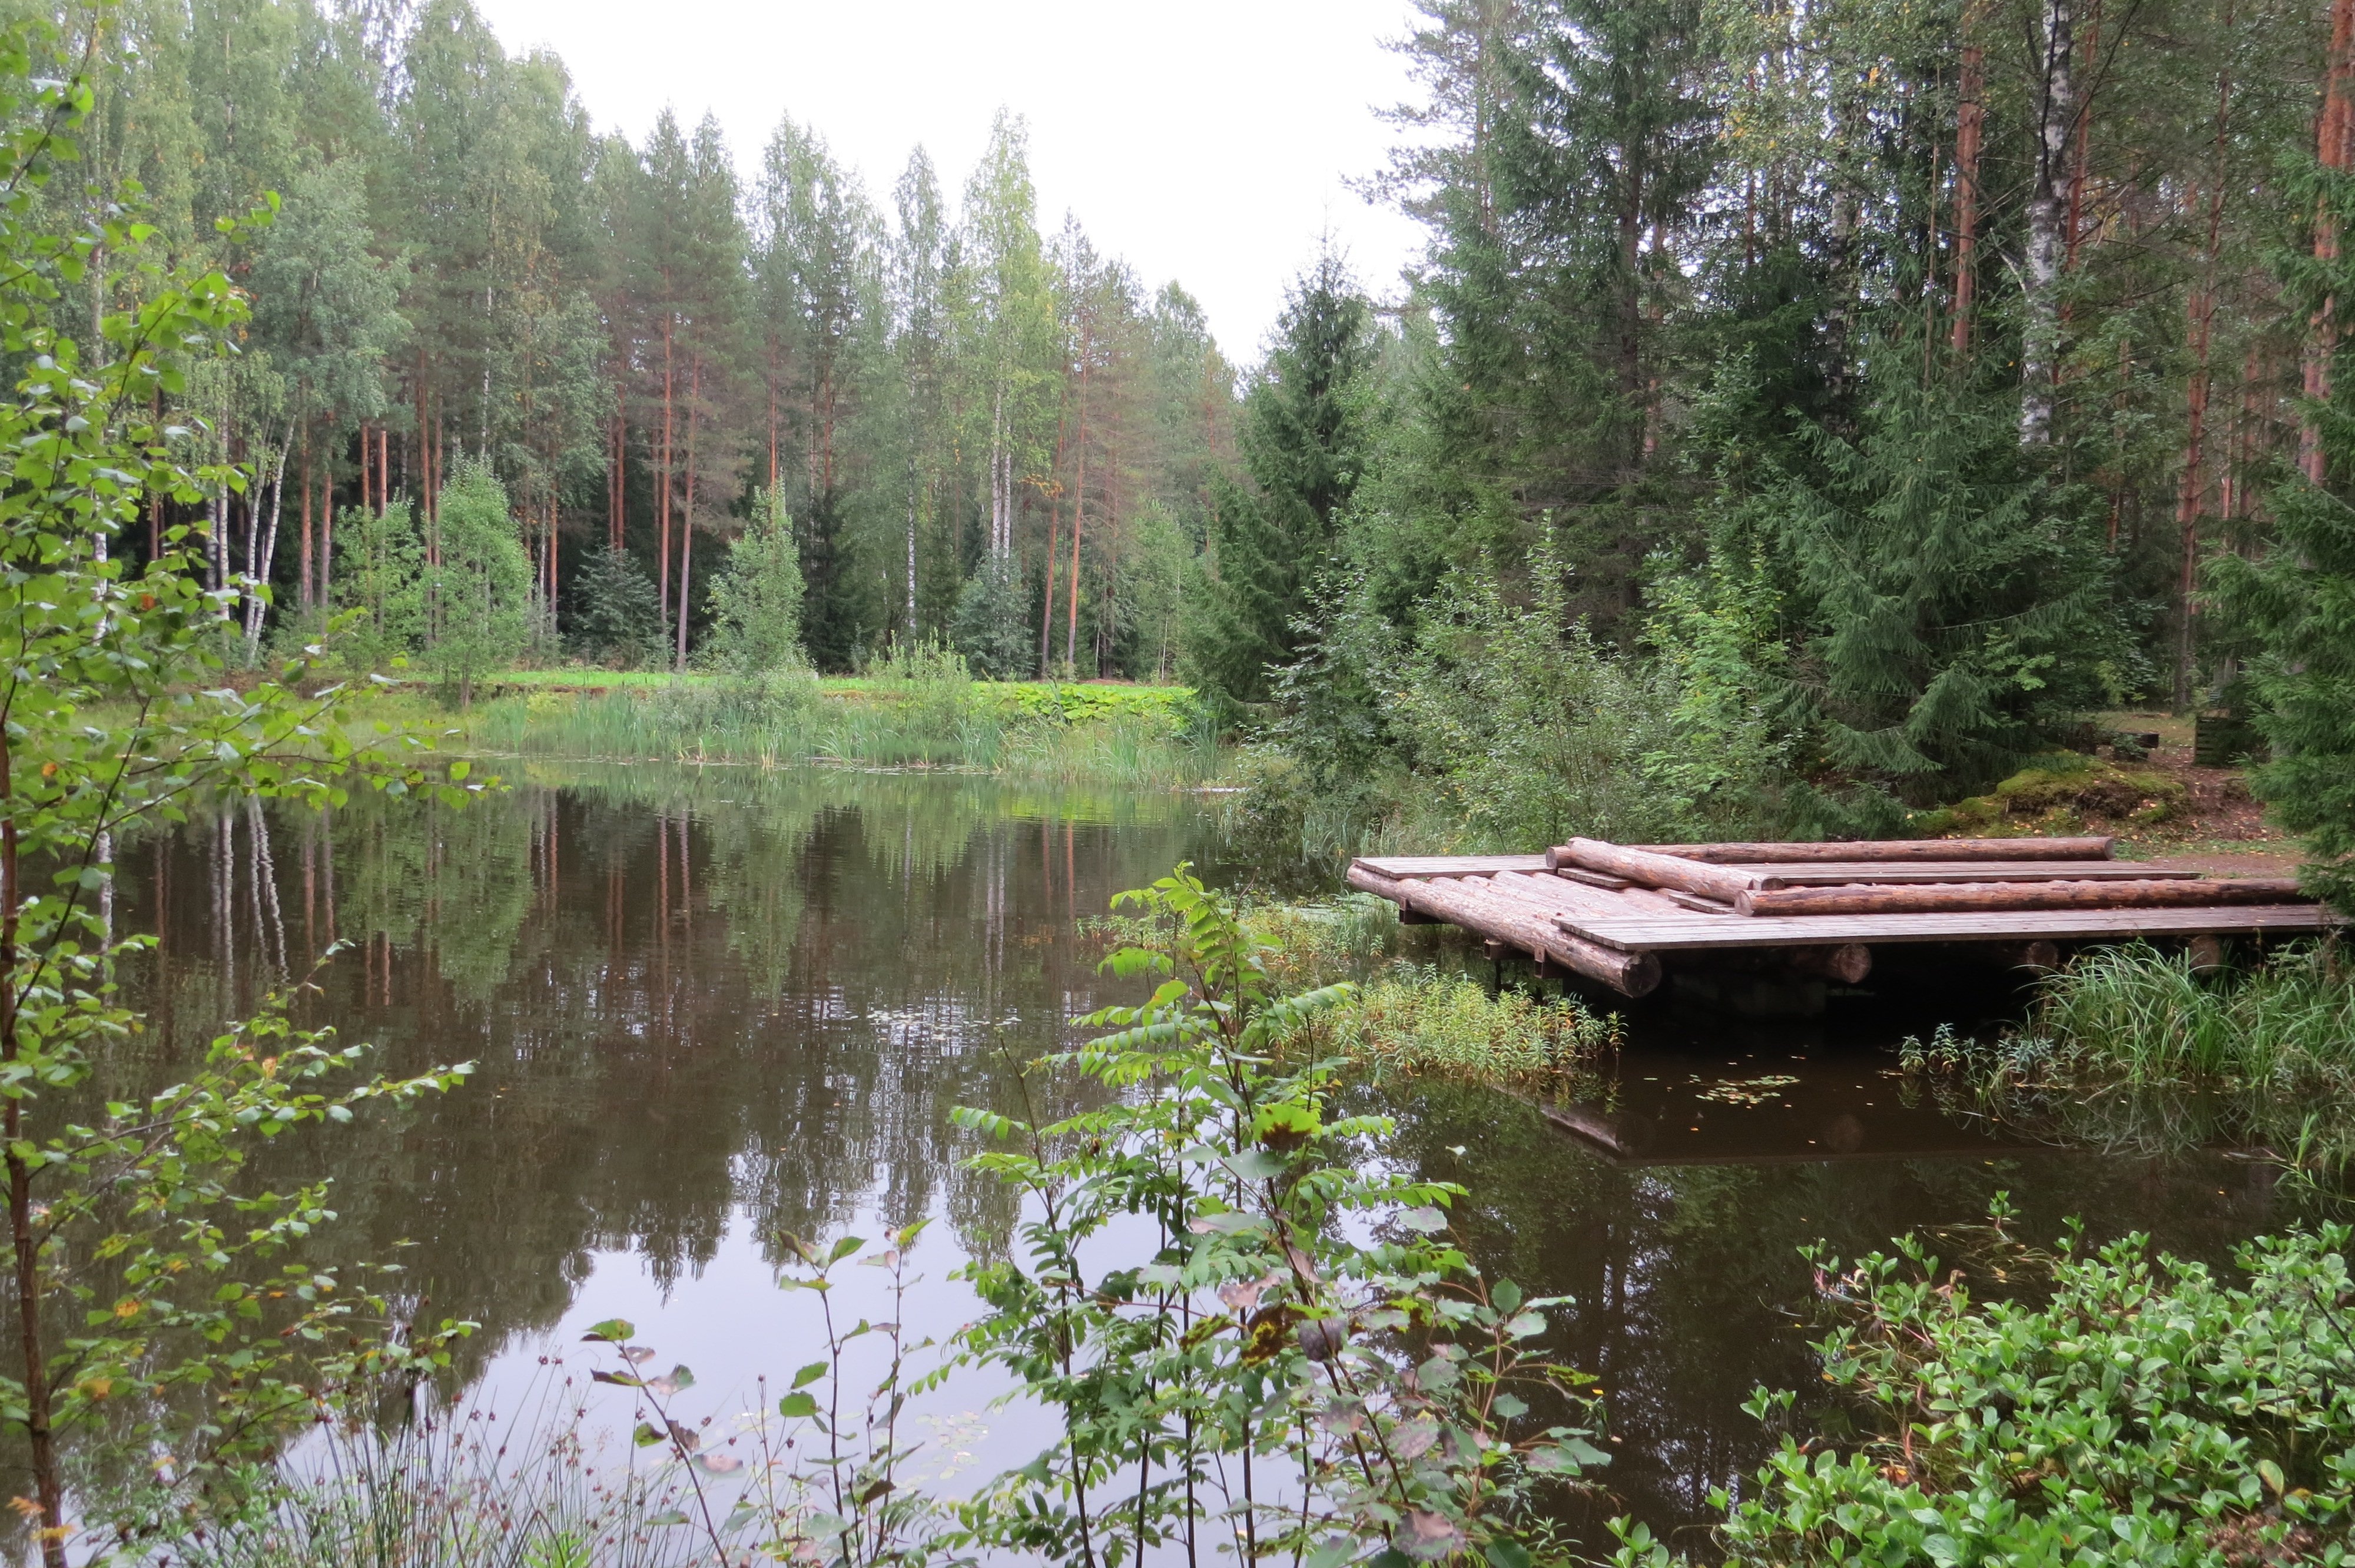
[1928,941,2355,1174]
[357,671,1221,788]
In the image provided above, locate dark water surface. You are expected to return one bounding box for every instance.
[120,767,2288,1552]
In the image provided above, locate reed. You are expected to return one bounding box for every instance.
[1949,941,2355,1176]
[448,678,1220,786]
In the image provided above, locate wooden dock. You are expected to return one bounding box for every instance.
[1346,836,2336,998]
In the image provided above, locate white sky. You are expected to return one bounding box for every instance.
[465,0,1434,366]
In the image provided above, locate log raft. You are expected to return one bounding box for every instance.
[1348,836,2334,999]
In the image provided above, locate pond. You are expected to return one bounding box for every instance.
[120,766,2289,1555]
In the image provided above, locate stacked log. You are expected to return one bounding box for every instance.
[1546,839,1774,901]
[1734,878,2308,919]
[1625,837,2115,864]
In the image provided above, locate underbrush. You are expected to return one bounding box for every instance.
[1911,941,2355,1174]
[1613,1210,2355,1566]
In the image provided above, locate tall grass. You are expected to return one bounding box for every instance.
[455,676,1221,788]
[1085,892,1625,1088]
[1952,941,2355,1174]
[142,1387,714,1568]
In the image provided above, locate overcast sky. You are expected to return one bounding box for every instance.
[464,0,1431,365]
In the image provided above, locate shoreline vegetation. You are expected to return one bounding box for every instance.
[347,668,1225,787]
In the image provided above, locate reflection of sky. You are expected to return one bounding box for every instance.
[472,1199,1037,1501]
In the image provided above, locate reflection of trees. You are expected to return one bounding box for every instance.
[1371,1081,2289,1554]
[108,769,1210,1391]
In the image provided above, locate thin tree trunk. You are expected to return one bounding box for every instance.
[677,360,699,670]
[2021,0,2078,444]
[245,442,287,659]
[1064,366,1090,674]
[2174,46,2234,709]
[1952,18,1985,351]
[298,427,313,612]
[659,316,674,639]
[320,454,333,612]
[2304,0,2355,480]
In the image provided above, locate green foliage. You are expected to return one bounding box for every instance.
[1315,974,1618,1087]
[566,544,668,669]
[1760,373,2126,800]
[2210,469,2355,914]
[949,552,1033,679]
[949,866,1611,1567]
[423,460,532,703]
[863,637,974,735]
[1387,557,1701,849]
[702,490,809,676]
[1651,1216,2355,1568]
[0,34,486,1556]
[329,502,425,670]
[1185,255,1376,712]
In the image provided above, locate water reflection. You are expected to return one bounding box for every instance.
[110,768,2294,1549]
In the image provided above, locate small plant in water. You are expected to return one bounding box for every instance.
[950,865,1611,1567]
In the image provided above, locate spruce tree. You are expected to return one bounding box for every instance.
[1184,255,1374,709]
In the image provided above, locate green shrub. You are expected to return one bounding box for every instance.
[1610,1218,2355,1567]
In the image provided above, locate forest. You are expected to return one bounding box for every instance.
[23,0,2355,856]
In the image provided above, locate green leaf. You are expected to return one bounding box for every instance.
[583,1318,635,1344]
[1398,1207,1449,1234]
[633,1421,665,1447]
[1223,1148,1286,1181]
[1491,1280,1523,1313]
[791,1360,828,1390]
[1483,1542,1533,1568]
[778,1391,820,1418]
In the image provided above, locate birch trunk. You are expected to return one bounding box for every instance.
[2020,0,2077,445]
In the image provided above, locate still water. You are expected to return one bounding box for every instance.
[121,766,2287,1552]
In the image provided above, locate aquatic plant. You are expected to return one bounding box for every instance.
[948,865,1614,1567]
[1609,1210,2355,1567]
[1917,941,2355,1174]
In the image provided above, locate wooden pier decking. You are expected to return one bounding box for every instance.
[1345,836,2336,998]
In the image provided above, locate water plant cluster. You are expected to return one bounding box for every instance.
[1611,1209,2355,1567]
[1907,942,2355,1175]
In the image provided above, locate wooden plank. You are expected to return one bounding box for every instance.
[1345,865,1661,996]
[1549,839,1775,900]
[1354,855,1551,879]
[1554,904,2335,952]
[1719,861,2200,886]
[1494,871,1690,922]
[1629,837,2115,863]
[1737,878,2309,918]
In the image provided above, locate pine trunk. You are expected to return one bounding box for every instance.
[2304,0,2355,480]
